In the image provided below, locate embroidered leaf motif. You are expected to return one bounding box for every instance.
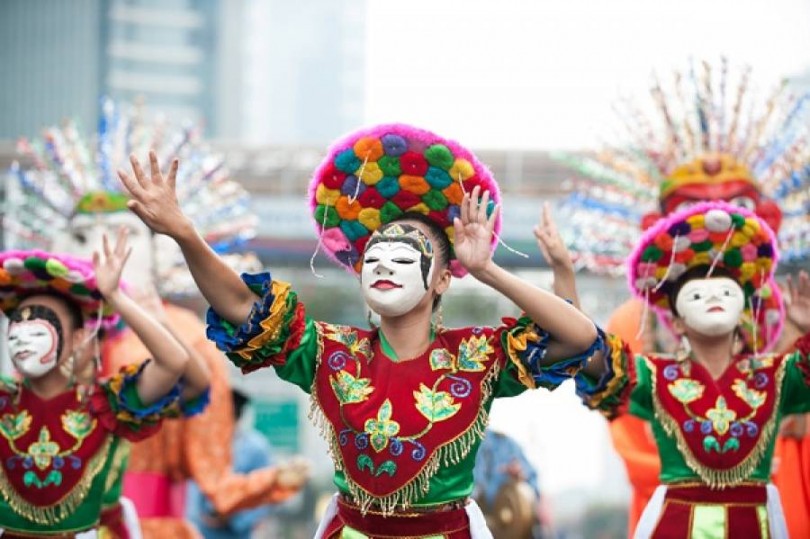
[731,380,766,410]
[667,379,705,404]
[413,384,461,423]
[363,399,400,453]
[429,349,455,371]
[0,411,32,441]
[722,437,740,453]
[457,336,493,372]
[61,410,95,440]
[705,397,737,436]
[357,454,374,473]
[28,427,60,470]
[24,469,62,489]
[326,326,371,359]
[703,435,721,453]
[375,460,397,477]
[330,371,374,404]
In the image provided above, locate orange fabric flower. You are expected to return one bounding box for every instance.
[353,137,385,161]
[443,182,464,205]
[336,196,363,220]
[399,175,430,195]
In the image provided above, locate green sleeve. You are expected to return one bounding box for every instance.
[779,335,810,415]
[628,356,654,421]
[273,317,320,393]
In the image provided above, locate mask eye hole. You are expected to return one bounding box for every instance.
[691,292,702,300]
[364,257,379,264]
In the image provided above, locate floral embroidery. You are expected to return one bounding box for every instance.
[325,325,372,359]
[731,380,767,409]
[330,371,374,404]
[705,397,737,436]
[0,410,32,441]
[457,335,493,372]
[413,384,461,422]
[364,400,400,452]
[62,410,95,440]
[668,379,705,404]
[429,349,455,371]
[28,427,60,470]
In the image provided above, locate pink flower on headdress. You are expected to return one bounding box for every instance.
[740,242,758,262]
[689,228,710,243]
[637,262,657,278]
[322,227,351,255]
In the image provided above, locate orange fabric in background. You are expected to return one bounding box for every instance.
[607,297,810,539]
[103,303,298,538]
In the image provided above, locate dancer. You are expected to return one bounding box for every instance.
[575,201,810,538]
[119,124,601,538]
[7,100,309,538]
[556,59,810,537]
[0,230,210,537]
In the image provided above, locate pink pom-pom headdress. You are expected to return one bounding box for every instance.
[308,123,501,277]
[0,250,121,331]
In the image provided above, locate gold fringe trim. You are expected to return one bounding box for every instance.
[308,323,501,515]
[0,434,113,526]
[649,356,786,488]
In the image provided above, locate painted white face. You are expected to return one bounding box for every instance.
[8,320,59,378]
[675,277,745,337]
[53,212,154,288]
[361,241,435,318]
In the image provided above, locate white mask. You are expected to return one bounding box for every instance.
[53,211,154,288]
[675,277,745,337]
[361,231,435,318]
[8,320,60,378]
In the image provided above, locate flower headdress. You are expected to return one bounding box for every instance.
[308,123,501,277]
[4,98,259,297]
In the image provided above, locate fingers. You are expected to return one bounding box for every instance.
[799,271,810,296]
[453,217,465,244]
[460,192,470,224]
[92,251,100,268]
[122,246,133,267]
[167,158,179,191]
[149,151,162,184]
[541,201,551,228]
[102,233,111,259]
[130,154,149,190]
[477,189,490,223]
[114,226,129,257]
[118,169,145,198]
[786,275,796,302]
[486,202,500,232]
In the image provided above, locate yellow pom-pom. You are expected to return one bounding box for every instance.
[357,208,381,231]
[730,232,749,248]
[357,162,383,185]
[738,262,756,281]
[407,203,430,215]
[316,184,341,206]
[449,159,475,181]
[686,215,706,228]
[692,252,712,266]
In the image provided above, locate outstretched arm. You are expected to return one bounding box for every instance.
[118,152,256,325]
[454,187,597,359]
[534,201,580,309]
[94,228,199,404]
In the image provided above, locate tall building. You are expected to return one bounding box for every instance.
[217,0,366,145]
[0,0,219,140]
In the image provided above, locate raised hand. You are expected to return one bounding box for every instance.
[533,202,574,271]
[453,186,500,275]
[93,227,132,298]
[118,151,192,239]
[275,456,312,489]
[786,271,810,333]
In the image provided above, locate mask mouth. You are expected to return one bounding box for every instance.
[706,306,726,313]
[13,350,35,361]
[371,280,402,290]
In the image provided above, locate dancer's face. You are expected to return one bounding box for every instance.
[361,223,436,318]
[8,318,59,378]
[675,277,744,337]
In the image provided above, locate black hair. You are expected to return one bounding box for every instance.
[232,388,250,421]
[667,265,736,317]
[390,212,453,312]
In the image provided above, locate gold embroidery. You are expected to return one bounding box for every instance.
[668,379,705,404]
[704,397,737,436]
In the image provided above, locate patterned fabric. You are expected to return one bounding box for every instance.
[207,273,589,515]
[0,362,177,535]
[576,333,810,489]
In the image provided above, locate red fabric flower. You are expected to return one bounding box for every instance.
[429,210,451,229]
[354,235,371,256]
[88,389,162,442]
[400,151,429,176]
[392,190,422,210]
[322,164,348,190]
[358,187,386,209]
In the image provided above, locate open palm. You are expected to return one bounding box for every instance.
[93,227,132,297]
[453,186,500,275]
[118,151,191,238]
